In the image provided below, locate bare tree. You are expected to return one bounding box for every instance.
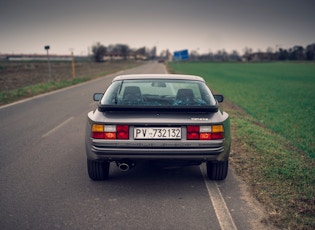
[92,42,107,62]
[289,46,305,60]
[306,43,315,60]
[266,47,274,60]
[243,47,253,61]
[229,50,241,61]
[115,44,130,60]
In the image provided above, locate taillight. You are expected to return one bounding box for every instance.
[187,126,199,139]
[91,124,129,139]
[116,125,129,139]
[187,125,224,140]
[92,124,104,139]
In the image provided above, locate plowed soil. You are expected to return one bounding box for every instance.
[0,60,139,91]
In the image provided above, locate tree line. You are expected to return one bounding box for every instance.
[243,43,315,61]
[91,42,156,62]
[91,42,315,62]
[190,43,315,62]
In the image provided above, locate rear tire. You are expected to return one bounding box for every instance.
[206,160,228,180]
[87,159,110,180]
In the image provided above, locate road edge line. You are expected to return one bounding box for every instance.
[201,165,237,230]
[42,117,74,138]
[0,70,125,110]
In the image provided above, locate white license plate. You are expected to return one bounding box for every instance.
[134,127,181,139]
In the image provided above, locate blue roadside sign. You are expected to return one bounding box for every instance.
[173,49,189,61]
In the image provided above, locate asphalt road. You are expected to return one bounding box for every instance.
[0,62,271,230]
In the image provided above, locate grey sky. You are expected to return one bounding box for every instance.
[0,0,314,55]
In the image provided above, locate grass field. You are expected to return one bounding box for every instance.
[168,61,315,229]
[169,62,315,158]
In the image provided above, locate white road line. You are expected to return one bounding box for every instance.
[42,117,74,138]
[163,64,169,74]
[0,83,85,110]
[0,70,124,110]
[201,166,238,230]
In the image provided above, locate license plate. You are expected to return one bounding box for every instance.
[134,127,181,139]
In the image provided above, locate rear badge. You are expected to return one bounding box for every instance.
[191,118,208,121]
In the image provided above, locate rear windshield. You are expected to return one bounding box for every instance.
[101,79,216,106]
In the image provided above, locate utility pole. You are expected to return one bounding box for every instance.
[71,50,76,79]
[44,45,52,82]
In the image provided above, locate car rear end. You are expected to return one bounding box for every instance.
[86,110,230,180]
[85,74,231,180]
[87,111,230,160]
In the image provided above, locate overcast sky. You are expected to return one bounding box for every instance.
[0,0,314,55]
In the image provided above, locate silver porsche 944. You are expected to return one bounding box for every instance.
[85,74,231,180]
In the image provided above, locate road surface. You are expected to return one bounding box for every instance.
[0,61,272,230]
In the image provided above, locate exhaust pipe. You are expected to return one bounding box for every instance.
[118,162,130,171]
[117,161,135,171]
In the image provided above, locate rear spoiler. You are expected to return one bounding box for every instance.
[94,93,223,112]
[97,105,219,112]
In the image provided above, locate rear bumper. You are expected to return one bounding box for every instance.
[86,139,229,162]
[85,111,231,162]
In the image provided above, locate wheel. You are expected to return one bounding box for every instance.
[206,160,228,180]
[87,159,110,180]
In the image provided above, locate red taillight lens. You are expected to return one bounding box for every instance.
[187,126,199,139]
[91,124,129,139]
[104,132,116,139]
[92,132,104,139]
[116,125,129,139]
[200,133,211,140]
[211,132,224,139]
[187,132,199,139]
[187,125,224,140]
[187,125,199,132]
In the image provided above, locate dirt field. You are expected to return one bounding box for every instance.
[0,60,141,92]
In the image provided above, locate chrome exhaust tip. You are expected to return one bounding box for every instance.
[116,161,135,171]
[118,163,130,171]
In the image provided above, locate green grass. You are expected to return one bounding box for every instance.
[168,61,315,229]
[0,78,89,105]
[169,62,315,158]
[232,115,315,228]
